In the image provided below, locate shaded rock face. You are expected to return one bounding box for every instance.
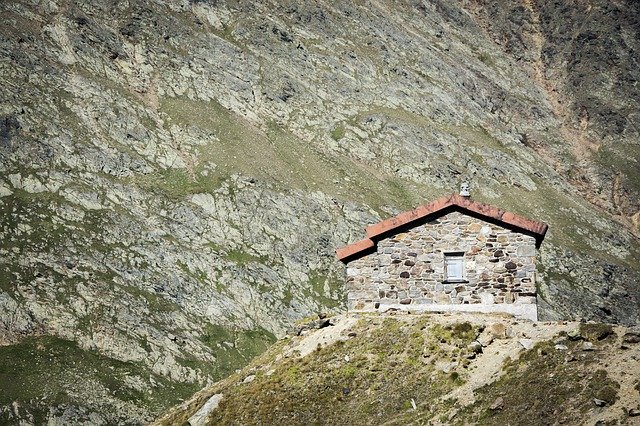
[0,0,638,422]
[465,0,640,219]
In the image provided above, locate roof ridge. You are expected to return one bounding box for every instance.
[337,193,548,263]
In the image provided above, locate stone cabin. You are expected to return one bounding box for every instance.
[336,193,548,321]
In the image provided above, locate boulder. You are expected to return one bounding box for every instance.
[468,341,483,354]
[622,332,640,344]
[581,341,594,351]
[519,339,534,350]
[489,397,504,411]
[188,394,224,426]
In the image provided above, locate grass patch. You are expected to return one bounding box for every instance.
[478,52,495,67]
[598,144,640,194]
[121,285,181,313]
[176,260,209,284]
[0,335,199,424]
[306,271,342,309]
[578,323,615,342]
[157,96,437,211]
[0,189,67,253]
[196,316,472,425]
[455,339,620,425]
[195,323,276,380]
[225,249,266,265]
[0,261,23,294]
[330,125,346,141]
[133,167,225,200]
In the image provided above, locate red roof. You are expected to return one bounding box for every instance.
[336,193,548,263]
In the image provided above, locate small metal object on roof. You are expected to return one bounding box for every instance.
[460,182,470,197]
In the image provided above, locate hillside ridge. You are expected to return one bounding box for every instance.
[156,312,640,425]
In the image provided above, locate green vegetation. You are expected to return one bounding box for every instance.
[0,336,199,424]
[155,96,436,211]
[0,325,274,423]
[330,125,346,141]
[478,52,495,67]
[0,189,67,253]
[0,262,19,293]
[306,271,342,308]
[121,284,182,313]
[209,23,247,52]
[134,167,225,200]
[456,339,620,425]
[165,316,480,425]
[176,260,209,284]
[5,1,640,424]
[159,316,635,425]
[192,323,276,380]
[578,322,615,342]
[444,123,507,152]
[282,287,294,306]
[598,144,640,194]
[224,249,266,265]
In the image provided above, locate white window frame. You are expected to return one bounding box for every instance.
[444,252,465,282]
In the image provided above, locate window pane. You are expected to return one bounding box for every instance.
[446,256,463,280]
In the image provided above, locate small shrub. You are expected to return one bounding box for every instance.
[579,323,615,342]
[330,125,345,141]
[478,52,495,66]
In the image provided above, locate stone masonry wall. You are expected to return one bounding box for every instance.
[346,211,539,320]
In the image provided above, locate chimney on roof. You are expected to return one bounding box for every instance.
[460,182,470,198]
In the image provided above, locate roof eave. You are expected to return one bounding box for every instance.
[337,193,549,263]
[336,238,375,263]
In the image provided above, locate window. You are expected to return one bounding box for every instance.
[444,252,465,282]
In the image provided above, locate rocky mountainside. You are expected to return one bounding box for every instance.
[156,312,640,425]
[1,0,639,423]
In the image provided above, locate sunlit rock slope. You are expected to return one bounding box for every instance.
[1,0,639,422]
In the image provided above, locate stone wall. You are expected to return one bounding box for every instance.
[346,211,539,320]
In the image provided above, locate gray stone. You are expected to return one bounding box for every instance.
[477,331,494,347]
[485,323,504,337]
[519,339,534,350]
[582,341,594,351]
[567,329,582,341]
[593,398,607,407]
[489,397,504,411]
[188,394,224,426]
[517,245,535,257]
[468,341,483,353]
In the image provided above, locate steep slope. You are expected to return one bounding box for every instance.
[0,0,639,422]
[465,0,640,225]
[155,313,640,425]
